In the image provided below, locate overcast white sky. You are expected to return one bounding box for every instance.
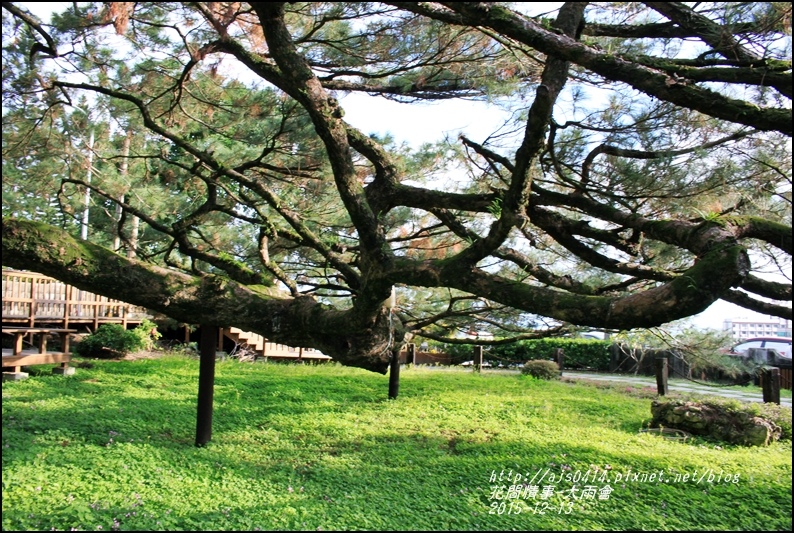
[15,2,791,332]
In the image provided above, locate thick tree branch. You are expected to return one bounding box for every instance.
[726,216,793,254]
[415,327,568,346]
[741,275,792,301]
[1,218,399,373]
[448,2,586,268]
[580,130,755,189]
[583,20,768,39]
[430,207,598,294]
[721,289,793,319]
[528,207,678,282]
[644,2,761,63]
[2,2,58,58]
[252,3,392,284]
[628,59,791,98]
[393,2,791,134]
[388,226,752,327]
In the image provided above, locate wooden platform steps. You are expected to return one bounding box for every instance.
[223,327,331,361]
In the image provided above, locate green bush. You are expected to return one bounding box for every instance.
[521,359,561,380]
[491,338,611,370]
[74,320,161,359]
[425,341,478,363]
[130,319,161,351]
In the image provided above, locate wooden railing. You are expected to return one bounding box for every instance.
[2,269,150,330]
[759,365,793,391]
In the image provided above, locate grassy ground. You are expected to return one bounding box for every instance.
[2,354,792,531]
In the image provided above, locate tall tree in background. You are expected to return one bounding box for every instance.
[2,2,791,372]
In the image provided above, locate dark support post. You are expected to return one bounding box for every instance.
[407,343,416,365]
[555,348,564,376]
[762,367,781,405]
[388,347,400,399]
[474,345,483,373]
[195,325,217,447]
[655,357,669,396]
[609,343,619,372]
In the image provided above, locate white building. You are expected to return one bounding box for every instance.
[722,317,792,340]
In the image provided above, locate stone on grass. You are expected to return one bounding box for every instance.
[650,399,783,447]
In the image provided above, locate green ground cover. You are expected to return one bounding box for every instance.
[2,355,792,531]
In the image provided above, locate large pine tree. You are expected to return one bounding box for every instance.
[2,2,791,372]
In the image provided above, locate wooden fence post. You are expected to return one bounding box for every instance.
[29,276,36,327]
[762,367,781,405]
[780,366,793,391]
[609,343,620,372]
[195,325,217,447]
[655,357,669,396]
[555,348,564,376]
[63,284,72,329]
[474,345,483,373]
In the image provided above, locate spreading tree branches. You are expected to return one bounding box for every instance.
[2,2,791,373]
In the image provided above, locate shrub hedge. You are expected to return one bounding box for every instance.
[490,338,611,370]
[520,360,561,380]
[425,338,611,369]
[74,319,161,358]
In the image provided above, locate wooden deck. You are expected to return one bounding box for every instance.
[2,269,150,330]
[2,326,76,375]
[2,349,73,370]
[3,269,333,363]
